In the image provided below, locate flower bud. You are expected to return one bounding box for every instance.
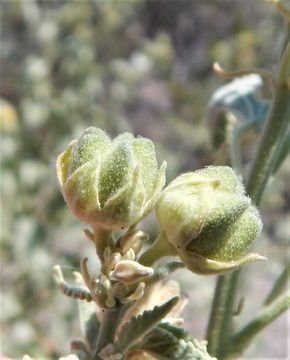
[56,127,166,231]
[110,260,154,284]
[119,230,149,255]
[156,166,264,274]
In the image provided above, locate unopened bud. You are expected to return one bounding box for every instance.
[56,127,166,231]
[120,230,149,255]
[110,260,154,284]
[156,166,264,274]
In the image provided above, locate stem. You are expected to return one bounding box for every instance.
[227,291,290,358]
[206,271,240,357]
[138,232,177,267]
[271,0,290,20]
[264,260,290,305]
[206,43,290,358]
[247,43,290,205]
[94,304,126,359]
[270,125,290,175]
[92,227,113,263]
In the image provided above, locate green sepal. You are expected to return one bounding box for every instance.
[103,165,146,228]
[133,137,159,196]
[206,205,263,261]
[72,127,110,172]
[56,139,77,188]
[99,140,133,207]
[186,200,258,261]
[64,157,101,221]
[136,161,166,226]
[179,251,266,275]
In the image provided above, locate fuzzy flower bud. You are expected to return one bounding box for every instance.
[110,260,154,284]
[56,127,166,231]
[156,166,264,274]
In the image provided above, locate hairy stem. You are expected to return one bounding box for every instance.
[139,231,177,267]
[264,260,290,305]
[206,271,240,356]
[206,42,290,359]
[227,291,290,358]
[270,125,290,175]
[247,43,290,205]
[94,304,126,359]
[92,227,113,263]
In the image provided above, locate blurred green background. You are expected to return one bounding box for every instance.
[0,1,289,359]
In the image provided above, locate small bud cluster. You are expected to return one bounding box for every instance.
[57,129,264,279]
[96,230,153,308]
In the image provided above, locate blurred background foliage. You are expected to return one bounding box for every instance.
[0,1,289,359]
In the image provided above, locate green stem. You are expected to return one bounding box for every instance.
[94,304,126,359]
[270,125,290,175]
[206,271,240,357]
[247,43,290,205]
[264,260,290,305]
[227,291,290,358]
[206,42,290,359]
[92,227,113,263]
[139,231,177,267]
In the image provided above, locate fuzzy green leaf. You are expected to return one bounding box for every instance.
[157,322,190,340]
[116,296,179,353]
[139,326,179,358]
[140,324,215,360]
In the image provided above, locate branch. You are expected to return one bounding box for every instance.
[247,42,290,204]
[227,291,290,357]
[264,260,290,305]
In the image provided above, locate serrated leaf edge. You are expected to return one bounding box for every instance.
[116,296,179,353]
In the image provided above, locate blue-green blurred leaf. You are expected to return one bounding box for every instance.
[207,75,271,148]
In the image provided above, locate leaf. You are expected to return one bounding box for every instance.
[117,279,183,332]
[116,296,179,353]
[140,325,215,360]
[157,322,190,340]
[139,326,179,357]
